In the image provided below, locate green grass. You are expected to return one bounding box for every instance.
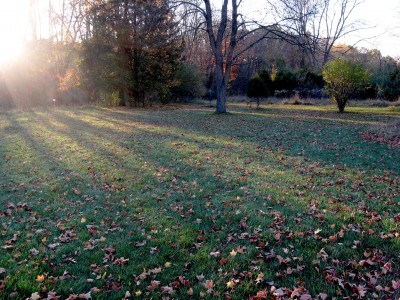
[0,103,399,299]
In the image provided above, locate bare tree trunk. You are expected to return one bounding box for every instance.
[215,55,226,113]
[203,0,239,113]
[174,0,274,112]
[29,0,38,40]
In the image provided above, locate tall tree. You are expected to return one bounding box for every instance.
[83,0,183,106]
[174,0,268,113]
[268,0,366,68]
[203,0,238,113]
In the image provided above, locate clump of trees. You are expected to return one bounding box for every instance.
[170,63,206,103]
[322,57,370,112]
[0,0,399,111]
[0,0,206,109]
[81,0,201,106]
[247,66,326,102]
[247,51,398,112]
[372,67,400,101]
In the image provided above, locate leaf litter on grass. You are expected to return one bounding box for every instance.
[0,105,399,299]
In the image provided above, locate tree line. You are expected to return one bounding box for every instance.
[0,0,399,112]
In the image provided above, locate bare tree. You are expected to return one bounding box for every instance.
[177,1,214,89]
[48,0,91,44]
[203,0,239,113]
[28,0,39,40]
[173,0,276,113]
[268,0,366,68]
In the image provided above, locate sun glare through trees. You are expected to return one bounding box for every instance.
[0,2,27,66]
[0,1,399,299]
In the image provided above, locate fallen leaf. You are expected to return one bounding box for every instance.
[135,241,146,247]
[77,291,91,299]
[30,292,41,300]
[226,280,235,289]
[219,257,229,265]
[124,291,132,298]
[273,288,286,297]
[393,280,400,290]
[161,286,175,295]
[204,279,214,291]
[251,290,268,299]
[210,251,220,257]
[113,257,129,266]
[196,274,204,281]
[48,243,60,250]
[90,287,101,293]
[148,280,160,290]
[29,248,39,256]
[150,267,162,274]
[317,293,328,300]
[255,272,264,284]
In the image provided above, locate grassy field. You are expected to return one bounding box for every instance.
[0,103,399,299]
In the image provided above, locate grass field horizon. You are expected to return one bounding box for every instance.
[0,103,399,299]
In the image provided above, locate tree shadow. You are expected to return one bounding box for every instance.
[1,106,399,298]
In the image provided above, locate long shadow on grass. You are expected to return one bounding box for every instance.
[85,106,400,174]
[46,107,400,221]
[0,111,83,203]
[48,109,400,238]
[2,107,399,299]
[57,107,400,297]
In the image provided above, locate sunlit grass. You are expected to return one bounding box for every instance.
[0,104,399,299]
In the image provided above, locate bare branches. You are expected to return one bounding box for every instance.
[170,0,206,17]
[267,0,368,67]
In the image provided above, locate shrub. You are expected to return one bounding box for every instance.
[274,89,291,98]
[272,70,297,91]
[247,77,265,98]
[0,74,14,110]
[376,68,400,101]
[170,63,206,102]
[98,91,121,107]
[247,70,273,107]
[322,58,370,113]
[297,70,325,89]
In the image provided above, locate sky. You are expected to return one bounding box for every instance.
[0,0,28,64]
[341,0,400,57]
[0,0,399,65]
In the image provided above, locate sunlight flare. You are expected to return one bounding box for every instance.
[0,1,28,65]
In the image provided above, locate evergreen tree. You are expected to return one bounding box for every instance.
[82,0,183,106]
